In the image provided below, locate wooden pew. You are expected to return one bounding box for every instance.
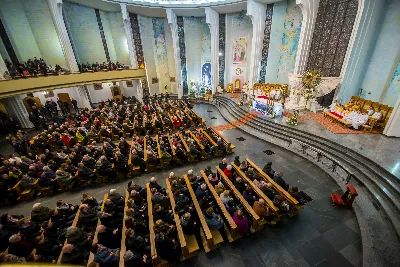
[246,158,303,216]
[146,183,169,267]
[183,109,193,126]
[200,128,220,156]
[191,110,206,123]
[57,208,81,264]
[216,167,262,232]
[87,194,108,266]
[143,137,149,172]
[231,163,280,226]
[12,179,40,201]
[155,135,163,167]
[208,127,235,154]
[178,133,194,162]
[119,190,129,267]
[199,170,239,242]
[183,174,223,252]
[165,178,199,259]
[188,130,207,159]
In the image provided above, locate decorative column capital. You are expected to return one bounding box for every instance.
[247,0,266,23]
[120,3,129,21]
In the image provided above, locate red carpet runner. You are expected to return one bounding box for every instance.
[212,111,261,131]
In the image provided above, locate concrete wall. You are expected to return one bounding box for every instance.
[184,17,203,85]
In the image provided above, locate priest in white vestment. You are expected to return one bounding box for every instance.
[371,111,382,120]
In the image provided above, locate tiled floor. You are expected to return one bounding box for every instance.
[229,96,400,179]
[0,103,362,267]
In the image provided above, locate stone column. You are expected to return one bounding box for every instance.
[166,9,183,99]
[383,95,400,137]
[0,53,8,80]
[294,0,320,75]
[247,0,266,88]
[47,0,78,72]
[205,8,219,94]
[3,95,34,128]
[121,3,138,69]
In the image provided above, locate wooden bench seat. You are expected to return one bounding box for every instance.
[231,163,280,226]
[216,167,262,232]
[166,178,199,259]
[209,127,235,154]
[199,170,239,242]
[119,190,129,267]
[200,128,220,156]
[178,133,194,162]
[146,183,169,267]
[246,158,303,216]
[188,130,207,159]
[183,174,223,252]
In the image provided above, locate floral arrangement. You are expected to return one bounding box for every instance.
[287,110,299,126]
[301,70,321,108]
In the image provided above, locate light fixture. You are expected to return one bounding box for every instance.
[219,52,223,56]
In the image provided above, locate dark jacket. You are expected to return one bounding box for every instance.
[66,228,91,250]
[61,247,89,265]
[79,209,98,227]
[98,228,121,249]
[19,221,41,240]
[31,206,52,223]
[8,241,33,258]
[94,246,120,267]
[180,216,197,235]
[195,186,208,199]
[35,237,62,256]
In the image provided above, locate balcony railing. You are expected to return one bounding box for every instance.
[0,69,146,98]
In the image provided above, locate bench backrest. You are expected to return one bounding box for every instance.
[200,128,217,147]
[178,133,190,152]
[246,158,299,205]
[231,163,279,212]
[146,183,157,260]
[199,170,237,232]
[183,174,213,242]
[188,130,205,150]
[216,167,260,221]
[167,134,176,156]
[119,190,129,267]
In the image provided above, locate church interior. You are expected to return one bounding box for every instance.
[0,0,399,266]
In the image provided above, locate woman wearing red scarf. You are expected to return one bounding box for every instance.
[172,116,181,127]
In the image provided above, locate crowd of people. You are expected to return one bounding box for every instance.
[78,61,127,73]
[0,97,222,205]
[4,58,65,79]
[0,152,312,266]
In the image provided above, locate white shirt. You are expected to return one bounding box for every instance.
[372,112,382,120]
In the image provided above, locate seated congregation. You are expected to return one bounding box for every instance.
[324,96,393,132]
[1,98,234,205]
[0,155,312,266]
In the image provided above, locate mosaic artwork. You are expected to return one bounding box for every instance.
[218,14,226,88]
[201,18,211,66]
[177,16,188,94]
[233,37,247,64]
[153,18,170,93]
[259,4,274,83]
[306,0,358,77]
[129,13,145,69]
[202,63,211,86]
[277,0,302,79]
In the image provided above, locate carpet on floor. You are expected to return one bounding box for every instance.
[307,113,380,134]
[229,93,241,99]
[283,111,309,121]
[212,111,261,131]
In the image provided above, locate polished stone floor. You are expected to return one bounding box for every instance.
[0,103,362,267]
[228,96,400,179]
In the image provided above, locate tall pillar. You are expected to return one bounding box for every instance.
[0,53,8,80]
[3,96,33,128]
[121,4,138,69]
[294,0,320,75]
[383,95,400,137]
[47,0,91,108]
[166,9,183,98]
[205,8,219,94]
[247,0,266,88]
[47,0,78,72]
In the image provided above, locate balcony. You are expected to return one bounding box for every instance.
[0,69,146,98]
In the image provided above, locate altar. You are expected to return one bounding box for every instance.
[252,96,284,116]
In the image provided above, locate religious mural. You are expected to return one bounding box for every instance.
[277,0,302,79]
[153,18,170,93]
[233,37,246,64]
[202,63,211,86]
[383,59,400,107]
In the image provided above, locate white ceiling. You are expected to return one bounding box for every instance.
[65,0,254,16]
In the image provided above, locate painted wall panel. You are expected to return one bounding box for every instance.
[153,18,170,93]
[106,12,131,66]
[164,19,177,93]
[225,12,253,87]
[359,0,400,103]
[265,0,302,84]
[21,0,67,66]
[0,0,41,61]
[100,10,117,63]
[184,17,202,84]
[138,15,158,95]
[63,2,106,64]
